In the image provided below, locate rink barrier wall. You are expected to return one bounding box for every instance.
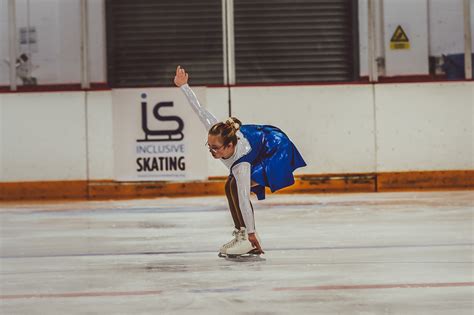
[1,82,472,199]
[0,170,472,201]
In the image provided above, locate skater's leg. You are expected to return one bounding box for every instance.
[225,175,264,257]
[228,175,246,229]
[225,175,242,229]
[219,175,244,256]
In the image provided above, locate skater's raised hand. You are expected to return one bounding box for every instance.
[174,65,189,87]
[248,233,264,254]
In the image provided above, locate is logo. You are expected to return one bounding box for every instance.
[137,93,184,142]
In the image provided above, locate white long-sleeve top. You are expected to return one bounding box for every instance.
[180,84,256,233]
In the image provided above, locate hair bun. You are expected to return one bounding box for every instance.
[226,118,240,131]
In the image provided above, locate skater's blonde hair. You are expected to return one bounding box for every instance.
[209,117,242,146]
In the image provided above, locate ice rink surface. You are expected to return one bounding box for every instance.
[1,191,473,315]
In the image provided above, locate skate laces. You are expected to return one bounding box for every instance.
[234,229,249,244]
[222,229,239,249]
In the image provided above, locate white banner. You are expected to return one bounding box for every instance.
[112,87,208,181]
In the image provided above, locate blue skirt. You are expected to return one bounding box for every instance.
[243,126,307,200]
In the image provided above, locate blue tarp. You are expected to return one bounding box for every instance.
[442,53,474,80]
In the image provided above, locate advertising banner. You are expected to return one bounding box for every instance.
[112,87,208,181]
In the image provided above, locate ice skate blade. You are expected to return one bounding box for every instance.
[225,254,265,262]
[218,252,227,258]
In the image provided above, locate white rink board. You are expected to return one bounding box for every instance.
[0,82,472,182]
[1,92,87,181]
[375,82,474,171]
[229,85,376,175]
[86,91,114,180]
[0,94,3,180]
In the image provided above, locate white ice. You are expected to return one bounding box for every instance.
[1,191,473,314]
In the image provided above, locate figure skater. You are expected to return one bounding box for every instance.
[174,66,306,257]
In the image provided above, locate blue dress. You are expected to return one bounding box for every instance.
[231,125,307,200]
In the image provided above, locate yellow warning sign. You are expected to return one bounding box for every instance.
[390,25,410,50]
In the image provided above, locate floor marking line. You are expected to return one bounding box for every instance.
[2,282,473,300]
[1,243,472,259]
[0,290,163,300]
[273,282,474,291]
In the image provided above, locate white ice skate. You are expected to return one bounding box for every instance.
[225,228,264,261]
[218,228,240,257]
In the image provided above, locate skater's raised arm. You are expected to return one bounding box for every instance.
[174,66,218,131]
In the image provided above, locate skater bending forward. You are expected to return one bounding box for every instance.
[174,66,307,257]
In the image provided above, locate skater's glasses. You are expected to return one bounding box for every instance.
[205,141,227,153]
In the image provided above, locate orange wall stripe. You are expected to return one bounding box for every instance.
[377,170,474,192]
[0,171,472,201]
